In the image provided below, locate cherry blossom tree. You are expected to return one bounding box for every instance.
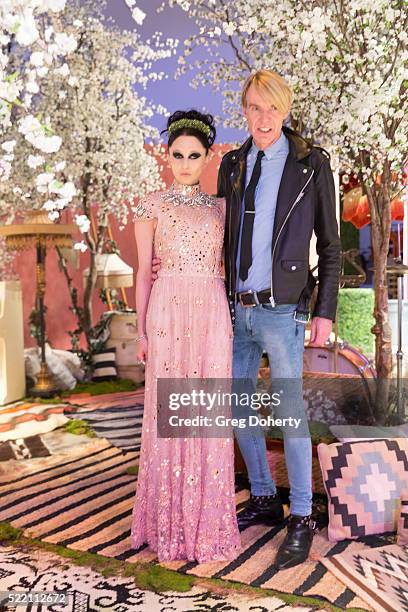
[0,0,159,231]
[166,0,408,417]
[0,0,79,227]
[1,0,177,352]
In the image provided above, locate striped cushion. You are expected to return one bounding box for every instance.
[92,349,117,381]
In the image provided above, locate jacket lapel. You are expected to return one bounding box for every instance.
[272,136,313,245]
[229,137,252,247]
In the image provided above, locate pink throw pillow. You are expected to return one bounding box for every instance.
[318,439,408,542]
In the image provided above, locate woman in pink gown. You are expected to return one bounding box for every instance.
[130,110,241,563]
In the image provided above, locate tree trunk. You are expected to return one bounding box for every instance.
[82,213,108,351]
[366,179,393,423]
[82,248,98,346]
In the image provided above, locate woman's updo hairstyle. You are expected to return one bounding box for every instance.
[163,109,216,152]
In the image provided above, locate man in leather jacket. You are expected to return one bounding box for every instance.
[217,69,341,569]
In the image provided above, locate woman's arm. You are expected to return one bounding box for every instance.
[134,219,156,362]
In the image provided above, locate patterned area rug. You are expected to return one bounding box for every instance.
[0,401,68,442]
[65,390,145,409]
[64,392,143,454]
[0,435,51,461]
[0,435,378,610]
[321,543,408,612]
[0,546,317,612]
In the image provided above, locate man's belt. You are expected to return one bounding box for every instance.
[236,272,317,318]
[236,289,272,307]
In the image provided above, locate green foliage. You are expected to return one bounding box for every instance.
[63,378,141,396]
[25,378,142,404]
[0,522,22,542]
[126,465,139,475]
[338,288,375,355]
[340,203,360,276]
[63,419,95,437]
[127,564,194,592]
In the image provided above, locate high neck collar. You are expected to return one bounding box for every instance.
[170,181,201,197]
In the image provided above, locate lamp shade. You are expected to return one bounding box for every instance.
[0,210,76,251]
[83,253,134,289]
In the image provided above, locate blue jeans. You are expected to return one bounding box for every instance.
[232,302,312,516]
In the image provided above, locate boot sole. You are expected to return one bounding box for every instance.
[237,515,285,530]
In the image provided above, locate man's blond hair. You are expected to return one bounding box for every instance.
[241,69,293,115]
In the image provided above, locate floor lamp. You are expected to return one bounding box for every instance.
[0,211,76,397]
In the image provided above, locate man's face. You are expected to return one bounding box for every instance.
[243,84,287,150]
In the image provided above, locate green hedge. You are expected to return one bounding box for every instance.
[337,288,374,355]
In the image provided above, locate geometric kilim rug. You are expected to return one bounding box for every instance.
[321,544,408,612]
[0,433,385,611]
[64,391,144,454]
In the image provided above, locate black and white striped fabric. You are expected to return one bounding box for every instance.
[65,403,143,453]
[91,348,117,381]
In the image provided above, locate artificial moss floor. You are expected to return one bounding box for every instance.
[0,524,369,612]
[25,378,143,404]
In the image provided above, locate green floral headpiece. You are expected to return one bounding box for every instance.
[168,118,211,138]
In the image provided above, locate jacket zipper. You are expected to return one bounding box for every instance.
[228,192,233,300]
[229,163,240,302]
[269,169,315,307]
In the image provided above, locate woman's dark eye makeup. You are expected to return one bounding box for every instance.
[172,151,202,160]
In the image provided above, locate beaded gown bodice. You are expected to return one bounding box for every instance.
[134,183,225,277]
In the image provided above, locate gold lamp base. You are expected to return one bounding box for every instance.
[31,362,57,398]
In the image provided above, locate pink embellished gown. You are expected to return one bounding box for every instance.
[131,182,241,563]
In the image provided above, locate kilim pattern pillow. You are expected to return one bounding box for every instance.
[318,438,408,542]
[397,491,408,546]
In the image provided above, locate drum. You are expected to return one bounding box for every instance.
[303,343,376,379]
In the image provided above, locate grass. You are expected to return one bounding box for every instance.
[0,521,370,611]
[64,378,142,396]
[0,523,23,542]
[126,465,139,475]
[63,419,95,438]
[24,378,143,404]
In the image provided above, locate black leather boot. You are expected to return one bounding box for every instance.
[275,514,316,570]
[237,493,284,531]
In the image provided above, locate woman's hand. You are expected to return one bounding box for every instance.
[136,336,148,365]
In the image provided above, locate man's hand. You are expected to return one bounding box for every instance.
[136,336,148,364]
[152,257,161,282]
[308,316,332,347]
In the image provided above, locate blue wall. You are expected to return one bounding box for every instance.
[105,0,246,143]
